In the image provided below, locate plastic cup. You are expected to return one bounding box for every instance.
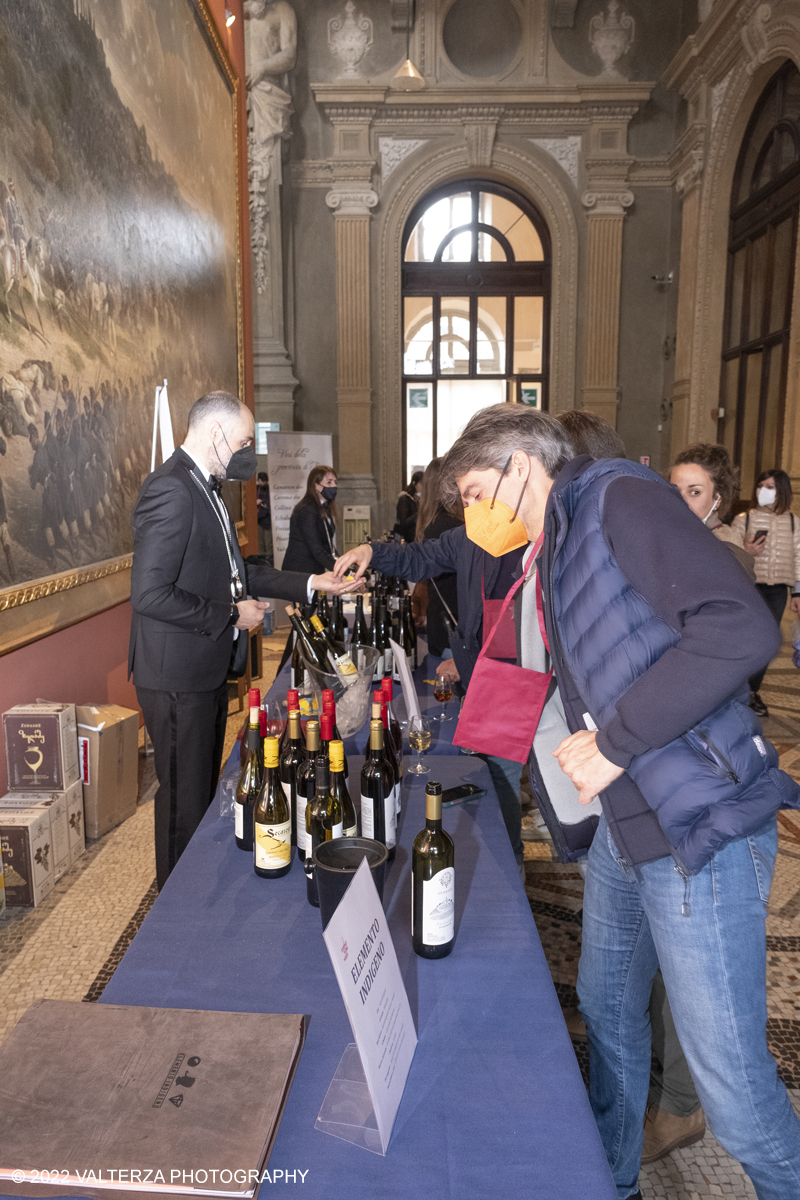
[312,837,388,929]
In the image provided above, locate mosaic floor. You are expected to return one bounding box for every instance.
[2,624,800,1197]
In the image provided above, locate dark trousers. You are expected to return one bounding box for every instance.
[748,583,788,693]
[137,682,229,891]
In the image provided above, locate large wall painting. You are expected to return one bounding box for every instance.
[0,0,241,610]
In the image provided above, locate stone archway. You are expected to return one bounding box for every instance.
[374,137,581,508]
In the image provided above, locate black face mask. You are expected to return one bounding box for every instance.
[321,485,337,502]
[214,431,258,482]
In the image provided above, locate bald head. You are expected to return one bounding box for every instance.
[183,390,254,479]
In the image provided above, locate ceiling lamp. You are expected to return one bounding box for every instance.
[390,0,424,91]
[225,8,236,27]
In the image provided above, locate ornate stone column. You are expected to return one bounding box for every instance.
[326,185,379,511]
[581,189,633,426]
[670,146,704,458]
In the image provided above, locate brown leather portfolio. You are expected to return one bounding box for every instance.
[0,1000,306,1200]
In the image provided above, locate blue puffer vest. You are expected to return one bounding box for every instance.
[547,457,800,875]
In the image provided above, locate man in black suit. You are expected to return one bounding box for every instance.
[129,391,345,889]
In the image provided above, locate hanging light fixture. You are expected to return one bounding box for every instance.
[390,0,424,91]
[225,8,236,27]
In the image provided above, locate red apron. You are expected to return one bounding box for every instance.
[453,538,553,764]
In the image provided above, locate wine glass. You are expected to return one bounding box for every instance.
[408,715,431,775]
[433,670,453,723]
[264,698,284,739]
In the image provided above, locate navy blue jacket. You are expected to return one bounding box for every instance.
[538,456,800,873]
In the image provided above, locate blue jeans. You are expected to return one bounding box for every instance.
[578,815,800,1200]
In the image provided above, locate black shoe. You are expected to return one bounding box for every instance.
[750,691,769,718]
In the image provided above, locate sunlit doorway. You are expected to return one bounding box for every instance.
[401,182,551,479]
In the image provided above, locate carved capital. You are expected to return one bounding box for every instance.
[582,189,634,215]
[675,147,704,198]
[326,186,379,215]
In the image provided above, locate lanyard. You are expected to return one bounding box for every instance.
[189,470,243,600]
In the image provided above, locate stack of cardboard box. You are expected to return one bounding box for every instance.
[0,703,84,908]
[0,701,139,909]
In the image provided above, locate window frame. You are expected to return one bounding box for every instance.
[401,180,551,471]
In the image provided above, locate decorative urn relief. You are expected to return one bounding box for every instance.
[328,1,373,77]
[589,0,634,79]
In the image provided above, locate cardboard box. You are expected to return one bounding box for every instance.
[0,780,84,879]
[0,809,55,906]
[3,702,79,792]
[0,792,68,881]
[75,705,139,840]
[65,781,86,865]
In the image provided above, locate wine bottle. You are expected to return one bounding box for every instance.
[370,597,387,682]
[375,691,401,816]
[307,756,342,870]
[329,594,346,646]
[279,708,305,854]
[279,689,303,754]
[411,780,455,959]
[310,614,358,678]
[322,690,349,779]
[381,677,403,782]
[401,593,419,671]
[235,704,262,851]
[286,606,345,700]
[330,739,357,836]
[360,718,396,861]
[296,718,319,868]
[316,590,330,624]
[379,598,395,679]
[351,593,369,646]
[254,736,291,878]
[319,711,334,774]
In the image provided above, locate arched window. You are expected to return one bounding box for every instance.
[402,182,550,480]
[719,61,800,503]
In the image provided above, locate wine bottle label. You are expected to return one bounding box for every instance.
[394,781,401,816]
[393,660,401,682]
[421,868,455,945]
[385,792,397,849]
[296,796,307,855]
[344,822,358,838]
[360,794,374,840]
[329,821,343,840]
[281,780,295,814]
[235,803,243,840]
[254,820,291,869]
[384,648,393,677]
[334,651,358,677]
[372,653,384,682]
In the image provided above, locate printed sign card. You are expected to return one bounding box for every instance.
[319,858,417,1155]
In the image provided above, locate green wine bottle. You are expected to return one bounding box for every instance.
[411,781,455,958]
[235,704,262,852]
[330,739,357,836]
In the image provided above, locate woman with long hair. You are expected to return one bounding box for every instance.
[730,467,800,716]
[414,458,463,658]
[282,464,338,574]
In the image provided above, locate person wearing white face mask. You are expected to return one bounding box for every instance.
[730,468,800,717]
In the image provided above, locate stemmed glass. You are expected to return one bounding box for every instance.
[264,698,284,740]
[433,670,453,723]
[408,715,431,775]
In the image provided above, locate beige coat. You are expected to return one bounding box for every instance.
[729,507,800,588]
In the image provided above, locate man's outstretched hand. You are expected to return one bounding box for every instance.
[334,544,373,581]
[553,730,624,805]
[311,570,364,595]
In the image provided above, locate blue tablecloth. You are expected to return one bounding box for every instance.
[5,658,615,1200]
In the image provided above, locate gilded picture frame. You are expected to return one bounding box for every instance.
[0,0,244,657]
